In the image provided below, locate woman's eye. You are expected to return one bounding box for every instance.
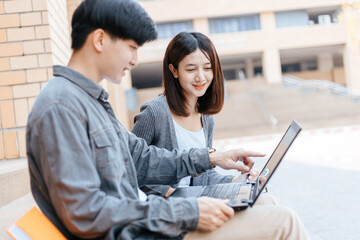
[205,67,212,70]
[186,69,195,72]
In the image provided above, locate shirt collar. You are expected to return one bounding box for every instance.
[53,65,109,101]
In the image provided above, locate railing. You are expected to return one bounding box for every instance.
[241,78,279,128]
[282,75,360,102]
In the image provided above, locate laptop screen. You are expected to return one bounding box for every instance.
[251,120,302,206]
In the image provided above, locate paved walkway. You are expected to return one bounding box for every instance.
[214,124,360,240]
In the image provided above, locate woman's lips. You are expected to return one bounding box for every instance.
[193,83,206,90]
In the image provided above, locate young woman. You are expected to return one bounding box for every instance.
[132,32,257,198]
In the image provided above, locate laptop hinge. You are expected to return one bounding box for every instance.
[250,179,260,201]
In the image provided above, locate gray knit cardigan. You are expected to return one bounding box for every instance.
[132,95,233,197]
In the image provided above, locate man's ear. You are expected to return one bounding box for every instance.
[92,29,106,53]
[169,64,178,78]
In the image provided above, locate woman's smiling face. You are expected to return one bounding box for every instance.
[169,48,213,101]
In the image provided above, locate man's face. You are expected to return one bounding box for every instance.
[101,36,139,84]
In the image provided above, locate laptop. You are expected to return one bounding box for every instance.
[170,120,302,211]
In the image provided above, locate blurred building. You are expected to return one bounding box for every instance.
[134,0,360,91]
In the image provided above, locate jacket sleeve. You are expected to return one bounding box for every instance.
[128,131,212,185]
[206,169,234,185]
[132,104,179,196]
[28,104,209,239]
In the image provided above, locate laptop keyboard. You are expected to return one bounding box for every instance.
[200,183,242,203]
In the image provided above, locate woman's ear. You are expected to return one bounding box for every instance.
[169,64,179,78]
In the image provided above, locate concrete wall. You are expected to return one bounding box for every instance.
[286,70,333,82]
[100,73,132,129]
[66,0,82,30]
[0,0,70,161]
[128,86,164,129]
[333,68,346,85]
[285,68,346,84]
[139,23,348,64]
[139,0,346,23]
[47,0,71,66]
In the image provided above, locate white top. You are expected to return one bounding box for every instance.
[138,188,148,201]
[173,119,206,187]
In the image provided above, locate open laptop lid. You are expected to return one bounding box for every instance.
[250,120,302,206]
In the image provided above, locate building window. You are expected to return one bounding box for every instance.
[156,21,193,39]
[276,8,341,28]
[308,8,341,25]
[254,66,263,76]
[282,63,301,73]
[209,15,261,34]
[275,10,309,28]
[223,69,237,80]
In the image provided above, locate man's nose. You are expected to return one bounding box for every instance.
[130,51,138,67]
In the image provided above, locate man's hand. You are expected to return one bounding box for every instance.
[196,197,234,232]
[209,149,265,172]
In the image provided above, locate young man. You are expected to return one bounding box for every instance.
[26,0,309,239]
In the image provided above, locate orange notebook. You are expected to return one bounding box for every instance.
[7,207,67,240]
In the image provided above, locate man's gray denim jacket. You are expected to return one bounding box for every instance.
[132,95,233,196]
[26,65,213,240]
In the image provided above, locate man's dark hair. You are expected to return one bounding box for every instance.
[163,32,225,117]
[71,0,157,50]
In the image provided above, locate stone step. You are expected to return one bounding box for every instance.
[0,193,37,240]
[0,159,31,208]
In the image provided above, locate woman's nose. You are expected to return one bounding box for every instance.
[196,70,205,82]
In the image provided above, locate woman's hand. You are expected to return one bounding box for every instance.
[231,168,260,183]
[164,187,176,198]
